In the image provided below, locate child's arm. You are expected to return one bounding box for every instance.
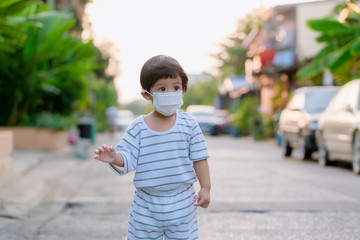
[193,159,211,208]
[94,144,124,167]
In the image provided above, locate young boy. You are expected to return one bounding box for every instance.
[94,55,211,239]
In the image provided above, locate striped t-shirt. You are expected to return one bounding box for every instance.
[110,110,209,192]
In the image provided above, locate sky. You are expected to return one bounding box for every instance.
[83,0,323,104]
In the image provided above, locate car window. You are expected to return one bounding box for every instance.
[304,90,339,113]
[328,82,354,112]
[346,82,358,110]
[287,94,304,110]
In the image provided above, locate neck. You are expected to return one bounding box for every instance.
[143,110,177,132]
[153,110,176,119]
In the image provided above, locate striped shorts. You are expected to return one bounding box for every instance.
[127,184,198,240]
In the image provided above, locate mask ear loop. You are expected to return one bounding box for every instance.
[146,90,152,96]
[141,89,153,98]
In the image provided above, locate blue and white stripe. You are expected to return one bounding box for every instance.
[110,110,209,192]
[128,184,199,240]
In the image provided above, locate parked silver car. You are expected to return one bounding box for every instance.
[316,79,360,174]
[115,110,135,131]
[186,105,222,135]
[279,86,339,160]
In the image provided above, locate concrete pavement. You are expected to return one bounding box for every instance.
[0,132,124,239]
[1,132,360,239]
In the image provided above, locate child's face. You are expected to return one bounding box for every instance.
[150,76,183,94]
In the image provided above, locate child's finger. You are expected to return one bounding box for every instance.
[193,195,201,206]
[110,147,114,152]
[194,198,204,207]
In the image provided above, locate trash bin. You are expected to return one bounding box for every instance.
[78,123,91,139]
[76,117,95,159]
[78,118,96,144]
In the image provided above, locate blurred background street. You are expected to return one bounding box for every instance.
[1,0,360,239]
[1,132,360,240]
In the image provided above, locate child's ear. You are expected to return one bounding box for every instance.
[141,91,151,100]
[183,86,187,93]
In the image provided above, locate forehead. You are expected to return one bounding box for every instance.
[153,76,182,86]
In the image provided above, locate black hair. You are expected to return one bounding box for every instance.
[140,55,188,92]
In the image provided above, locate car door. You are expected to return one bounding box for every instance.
[324,82,358,156]
[338,83,359,155]
[322,84,348,154]
[280,93,305,145]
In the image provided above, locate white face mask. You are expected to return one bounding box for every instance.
[145,90,183,116]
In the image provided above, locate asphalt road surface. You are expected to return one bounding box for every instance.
[1,133,360,240]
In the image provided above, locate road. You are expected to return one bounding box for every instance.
[1,133,360,239]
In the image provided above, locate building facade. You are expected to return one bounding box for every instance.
[243,0,339,115]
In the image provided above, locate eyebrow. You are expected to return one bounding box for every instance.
[154,81,182,88]
[153,83,165,88]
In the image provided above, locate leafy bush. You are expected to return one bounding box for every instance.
[35,112,76,131]
[249,113,275,141]
[183,77,218,109]
[231,96,274,140]
[296,1,360,84]
[87,81,119,132]
[231,96,259,136]
[0,1,118,132]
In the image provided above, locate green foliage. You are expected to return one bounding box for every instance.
[0,0,40,53]
[35,112,76,130]
[272,77,288,112]
[213,9,269,139]
[230,96,274,140]
[231,96,259,136]
[214,10,261,79]
[143,102,154,115]
[296,1,360,84]
[183,77,218,110]
[123,100,148,116]
[87,81,119,132]
[0,0,118,131]
[250,113,274,141]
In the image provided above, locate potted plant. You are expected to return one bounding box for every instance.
[0,112,76,151]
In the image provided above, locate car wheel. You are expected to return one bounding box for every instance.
[282,134,292,157]
[211,126,220,136]
[352,131,360,175]
[318,134,330,167]
[296,135,311,160]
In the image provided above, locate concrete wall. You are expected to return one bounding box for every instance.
[0,131,14,177]
[0,127,69,152]
[296,0,338,61]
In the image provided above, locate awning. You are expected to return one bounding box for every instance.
[260,49,275,67]
[273,50,295,67]
[218,76,251,99]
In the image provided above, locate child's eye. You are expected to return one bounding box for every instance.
[174,86,180,91]
[159,87,166,91]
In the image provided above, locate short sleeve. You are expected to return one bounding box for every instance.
[109,121,141,175]
[189,120,210,161]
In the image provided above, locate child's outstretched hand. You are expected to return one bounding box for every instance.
[94,144,116,163]
[193,188,210,208]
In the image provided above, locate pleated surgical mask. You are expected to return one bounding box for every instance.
[145,90,183,116]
